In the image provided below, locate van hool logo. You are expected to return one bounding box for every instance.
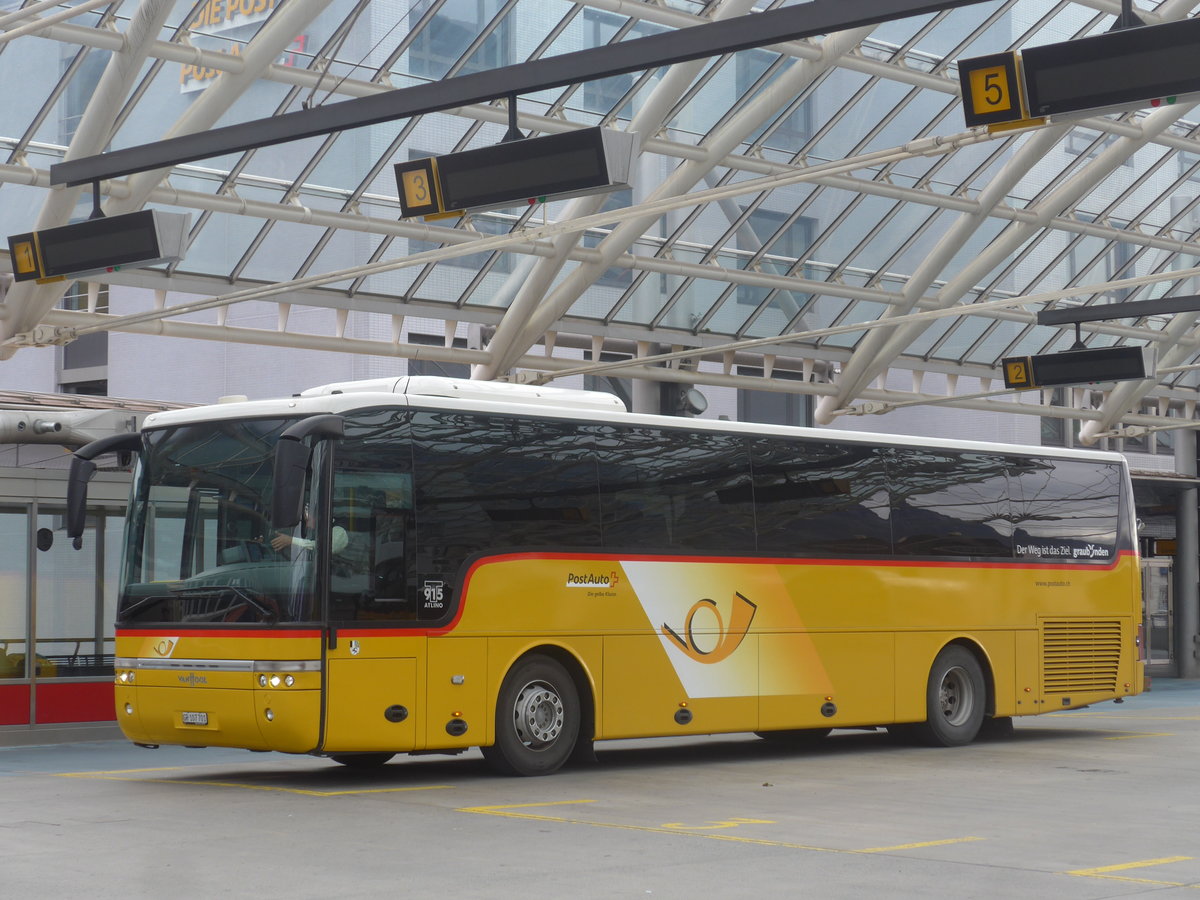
[662,592,758,664]
[178,672,208,686]
[566,571,620,588]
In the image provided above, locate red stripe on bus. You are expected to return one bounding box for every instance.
[118,549,1135,641]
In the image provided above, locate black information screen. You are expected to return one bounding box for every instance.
[437,128,609,211]
[1031,346,1148,387]
[1023,17,1200,116]
[38,210,160,277]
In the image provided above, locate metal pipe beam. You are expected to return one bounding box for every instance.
[49,0,994,187]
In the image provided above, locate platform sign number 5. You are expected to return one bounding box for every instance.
[970,66,1012,116]
[958,52,1026,128]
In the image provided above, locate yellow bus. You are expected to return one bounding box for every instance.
[68,376,1143,775]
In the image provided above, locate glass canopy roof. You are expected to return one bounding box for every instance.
[3,0,1200,442]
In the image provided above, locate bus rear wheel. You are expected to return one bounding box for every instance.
[917,645,985,747]
[482,655,580,777]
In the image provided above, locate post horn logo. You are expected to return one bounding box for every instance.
[153,637,178,658]
[661,592,757,664]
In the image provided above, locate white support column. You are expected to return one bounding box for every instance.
[477,0,859,381]
[0,0,176,353]
[814,0,1198,426]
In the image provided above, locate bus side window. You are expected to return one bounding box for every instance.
[371,510,412,614]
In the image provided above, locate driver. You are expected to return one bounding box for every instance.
[271,504,348,556]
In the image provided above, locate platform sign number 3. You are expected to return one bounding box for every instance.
[394,157,442,218]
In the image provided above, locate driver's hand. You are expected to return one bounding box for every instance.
[270,532,292,551]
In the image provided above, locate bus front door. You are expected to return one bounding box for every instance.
[321,634,423,753]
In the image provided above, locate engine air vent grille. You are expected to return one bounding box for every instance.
[1042,619,1122,694]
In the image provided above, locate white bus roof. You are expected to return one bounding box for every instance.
[139,376,1125,466]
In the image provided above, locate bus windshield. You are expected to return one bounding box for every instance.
[119,417,321,626]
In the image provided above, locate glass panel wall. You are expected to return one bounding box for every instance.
[35,510,116,677]
[0,508,29,679]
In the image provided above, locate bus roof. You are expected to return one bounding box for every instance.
[139,376,1126,466]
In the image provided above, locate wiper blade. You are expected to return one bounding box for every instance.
[170,585,279,624]
[120,592,174,619]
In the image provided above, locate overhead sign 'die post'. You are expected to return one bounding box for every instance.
[8,210,191,283]
[394,127,638,219]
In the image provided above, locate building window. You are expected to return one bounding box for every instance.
[1064,128,1133,167]
[60,50,110,145]
[584,358,632,409]
[409,214,514,274]
[408,333,470,379]
[736,367,810,427]
[581,189,633,288]
[408,0,512,80]
[59,284,109,377]
[61,381,108,396]
[1180,150,1200,183]
[735,49,813,152]
[580,10,657,118]
[1041,388,1070,448]
[61,282,109,313]
[1068,215,1134,301]
[737,208,815,307]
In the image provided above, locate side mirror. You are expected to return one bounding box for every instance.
[271,414,345,529]
[272,438,311,529]
[67,432,143,549]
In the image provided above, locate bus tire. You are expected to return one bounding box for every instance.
[330,752,395,768]
[917,645,985,747]
[482,655,580,777]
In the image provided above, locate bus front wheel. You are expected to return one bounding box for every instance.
[482,655,580,777]
[917,645,985,747]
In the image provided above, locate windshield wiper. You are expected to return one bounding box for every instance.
[120,592,175,620]
[170,585,280,624]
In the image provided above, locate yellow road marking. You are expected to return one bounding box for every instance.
[1102,731,1173,740]
[458,801,980,855]
[1048,713,1200,721]
[662,817,776,831]
[1065,856,1195,887]
[857,837,985,853]
[56,771,452,797]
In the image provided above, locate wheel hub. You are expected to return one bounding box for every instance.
[513,681,564,747]
[938,665,975,726]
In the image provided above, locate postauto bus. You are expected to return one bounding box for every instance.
[67,377,1143,775]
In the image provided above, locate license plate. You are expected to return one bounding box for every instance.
[181,711,209,726]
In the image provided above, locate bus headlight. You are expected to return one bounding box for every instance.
[265,708,275,722]
[259,674,268,687]
[269,675,281,688]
